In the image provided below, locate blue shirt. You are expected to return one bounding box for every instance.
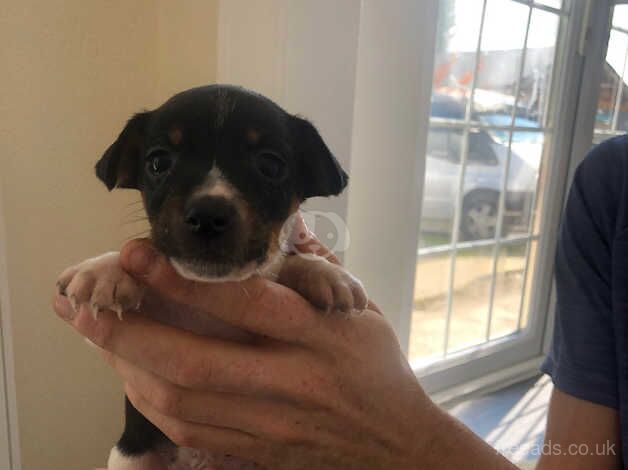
[542,134,628,465]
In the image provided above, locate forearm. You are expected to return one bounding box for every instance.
[410,402,517,469]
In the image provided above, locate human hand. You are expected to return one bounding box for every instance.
[52,220,489,469]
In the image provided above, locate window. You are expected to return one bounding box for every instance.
[409,0,564,368]
[594,4,628,145]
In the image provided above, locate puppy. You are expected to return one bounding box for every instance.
[56,85,367,470]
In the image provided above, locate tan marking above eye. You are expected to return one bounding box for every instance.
[246,128,261,145]
[168,127,183,145]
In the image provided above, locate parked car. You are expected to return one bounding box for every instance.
[420,127,538,241]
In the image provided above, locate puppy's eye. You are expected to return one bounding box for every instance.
[254,152,287,181]
[146,148,173,176]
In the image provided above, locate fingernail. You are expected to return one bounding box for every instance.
[128,244,157,275]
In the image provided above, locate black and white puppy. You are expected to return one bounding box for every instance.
[56,85,367,470]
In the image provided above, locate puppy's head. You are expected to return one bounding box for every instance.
[96,85,347,280]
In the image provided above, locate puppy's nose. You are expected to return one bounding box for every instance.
[184,197,236,237]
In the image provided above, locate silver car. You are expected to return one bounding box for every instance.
[420,127,538,241]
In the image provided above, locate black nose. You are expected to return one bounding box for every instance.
[184,197,236,237]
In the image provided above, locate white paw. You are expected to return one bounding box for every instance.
[56,252,144,320]
[279,255,368,314]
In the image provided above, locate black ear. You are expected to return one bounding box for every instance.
[290,116,348,199]
[95,111,151,191]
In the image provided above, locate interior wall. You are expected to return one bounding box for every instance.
[217,0,362,259]
[0,1,218,469]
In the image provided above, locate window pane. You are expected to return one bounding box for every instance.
[409,252,451,363]
[447,245,493,352]
[471,0,529,117]
[596,30,627,132]
[518,240,538,331]
[431,0,484,120]
[419,127,462,248]
[613,5,628,31]
[490,241,528,339]
[504,131,543,237]
[460,131,501,242]
[521,9,560,127]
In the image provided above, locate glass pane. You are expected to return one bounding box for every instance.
[419,127,462,248]
[447,246,493,353]
[490,241,528,339]
[521,9,560,127]
[447,245,494,352]
[459,129,502,242]
[472,0,529,117]
[504,131,543,238]
[409,252,451,364]
[596,30,628,135]
[613,5,628,31]
[431,0,484,120]
[519,240,538,331]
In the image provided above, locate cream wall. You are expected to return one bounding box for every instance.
[0,2,219,469]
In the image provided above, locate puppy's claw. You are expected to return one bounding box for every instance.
[114,305,124,321]
[90,303,100,321]
[69,295,79,313]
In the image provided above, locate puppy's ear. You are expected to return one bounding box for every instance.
[95,111,150,191]
[290,116,348,199]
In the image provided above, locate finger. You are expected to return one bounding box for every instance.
[55,294,296,395]
[119,239,322,343]
[125,383,265,463]
[109,352,336,444]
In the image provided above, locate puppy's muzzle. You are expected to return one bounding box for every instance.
[184,196,237,239]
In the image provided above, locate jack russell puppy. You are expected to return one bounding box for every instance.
[56,85,367,470]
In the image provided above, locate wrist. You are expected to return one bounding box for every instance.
[404,395,517,469]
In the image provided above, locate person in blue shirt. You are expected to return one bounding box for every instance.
[53,139,627,469]
[539,135,628,469]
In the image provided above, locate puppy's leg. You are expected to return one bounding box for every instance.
[107,446,168,470]
[277,254,368,314]
[56,252,144,319]
[107,397,171,470]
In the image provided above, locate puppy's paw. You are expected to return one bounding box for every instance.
[278,255,368,315]
[56,252,144,320]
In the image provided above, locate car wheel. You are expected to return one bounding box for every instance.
[461,192,498,241]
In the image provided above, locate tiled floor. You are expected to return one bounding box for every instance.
[447,375,552,465]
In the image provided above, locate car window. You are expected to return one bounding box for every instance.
[426,129,453,161]
[468,131,498,165]
[427,129,498,166]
